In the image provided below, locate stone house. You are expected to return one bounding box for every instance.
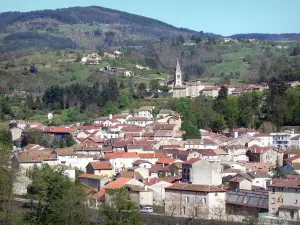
[228,175,252,191]
[187,150,219,162]
[222,145,248,162]
[290,135,300,149]
[165,183,226,219]
[182,158,222,186]
[268,179,300,220]
[79,173,111,190]
[134,106,154,118]
[86,161,113,177]
[247,145,283,167]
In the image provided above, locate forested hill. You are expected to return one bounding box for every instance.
[0,6,214,38]
[0,6,222,52]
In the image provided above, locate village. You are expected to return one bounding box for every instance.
[9,103,300,223]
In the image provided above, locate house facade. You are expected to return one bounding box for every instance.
[182,158,222,186]
[165,183,226,219]
[268,179,300,220]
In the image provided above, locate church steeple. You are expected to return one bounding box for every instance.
[174,58,182,86]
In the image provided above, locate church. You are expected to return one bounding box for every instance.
[172,59,213,98]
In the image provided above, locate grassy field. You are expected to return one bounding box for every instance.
[209,61,249,76]
[59,24,108,34]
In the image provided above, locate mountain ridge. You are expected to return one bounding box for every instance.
[0,6,299,41]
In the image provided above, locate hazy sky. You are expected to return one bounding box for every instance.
[1,0,299,36]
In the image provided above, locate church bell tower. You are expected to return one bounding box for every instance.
[174,58,182,87]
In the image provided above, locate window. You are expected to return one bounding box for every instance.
[271,198,276,204]
[215,193,218,196]
[185,196,189,203]
[183,206,186,215]
[291,211,295,219]
[272,188,275,193]
[256,181,259,183]
[195,207,198,217]
[295,200,298,204]
[202,198,206,204]
[272,208,276,214]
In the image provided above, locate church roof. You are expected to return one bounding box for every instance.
[176,58,181,74]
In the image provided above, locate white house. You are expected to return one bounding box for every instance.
[126,117,152,127]
[290,135,300,149]
[104,152,140,174]
[165,183,226,219]
[254,133,274,147]
[54,148,77,167]
[134,106,155,118]
[182,158,223,186]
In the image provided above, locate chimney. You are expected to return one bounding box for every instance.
[109,114,113,120]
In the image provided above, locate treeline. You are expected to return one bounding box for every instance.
[171,78,300,138]
[230,33,300,41]
[42,79,120,111]
[2,32,77,51]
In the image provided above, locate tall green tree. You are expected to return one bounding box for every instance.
[99,187,140,225]
[149,80,160,91]
[136,83,147,99]
[0,130,14,225]
[26,94,34,110]
[266,77,288,126]
[25,165,89,225]
[150,107,160,122]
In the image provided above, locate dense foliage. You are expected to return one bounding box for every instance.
[25,165,89,225]
[100,188,140,225]
[2,32,77,52]
[171,80,300,136]
[0,130,14,225]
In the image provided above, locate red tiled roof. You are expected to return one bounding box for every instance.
[284,154,300,162]
[248,145,270,154]
[90,161,112,170]
[229,176,247,183]
[156,157,176,165]
[165,183,226,192]
[89,189,105,200]
[104,178,132,189]
[291,135,300,140]
[203,139,218,145]
[254,133,272,137]
[79,173,93,178]
[287,175,300,180]
[104,152,139,159]
[55,147,76,155]
[44,127,77,133]
[138,153,166,158]
[182,158,201,165]
[233,128,257,133]
[269,179,300,189]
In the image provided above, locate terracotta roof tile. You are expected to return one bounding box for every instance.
[156,157,176,165]
[90,161,112,170]
[182,158,201,165]
[269,179,300,189]
[104,178,132,189]
[284,154,300,162]
[89,189,105,200]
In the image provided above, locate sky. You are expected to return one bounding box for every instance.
[0,0,299,36]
